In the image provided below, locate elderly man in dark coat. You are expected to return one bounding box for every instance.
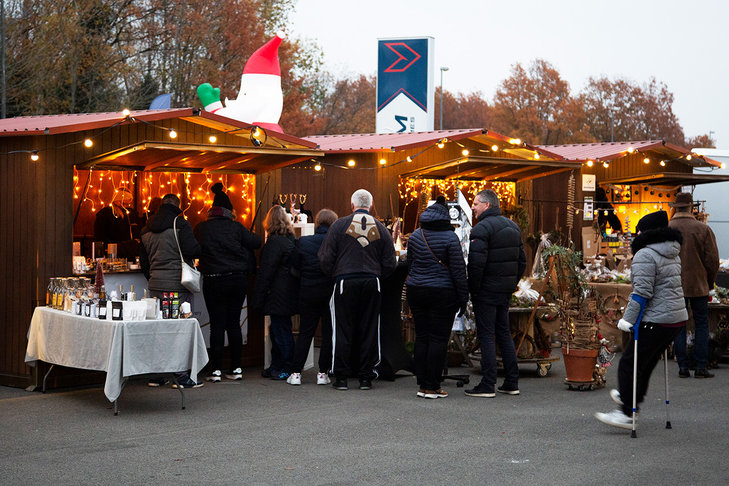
[668,192,720,378]
[465,189,526,398]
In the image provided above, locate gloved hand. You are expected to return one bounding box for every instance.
[617,319,633,332]
[457,303,468,317]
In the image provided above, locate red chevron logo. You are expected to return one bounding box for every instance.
[383,43,421,73]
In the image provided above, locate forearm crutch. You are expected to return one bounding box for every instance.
[631,319,639,438]
[629,294,647,439]
[664,349,672,429]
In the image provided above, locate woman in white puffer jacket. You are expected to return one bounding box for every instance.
[595,210,688,430]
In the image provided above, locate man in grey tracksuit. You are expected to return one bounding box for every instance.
[318,189,397,391]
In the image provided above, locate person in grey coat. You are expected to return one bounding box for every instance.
[595,210,688,429]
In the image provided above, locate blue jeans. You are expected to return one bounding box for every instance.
[474,297,519,390]
[269,315,294,373]
[674,296,709,370]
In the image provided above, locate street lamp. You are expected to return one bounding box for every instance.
[439,66,449,130]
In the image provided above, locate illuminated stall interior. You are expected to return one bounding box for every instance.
[538,140,728,234]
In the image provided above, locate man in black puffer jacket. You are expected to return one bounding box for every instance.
[465,189,526,398]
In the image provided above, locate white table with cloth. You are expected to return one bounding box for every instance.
[25,307,208,407]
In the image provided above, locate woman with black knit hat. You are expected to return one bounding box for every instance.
[405,196,468,399]
[595,210,688,429]
[194,182,261,382]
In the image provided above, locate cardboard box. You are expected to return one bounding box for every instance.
[582,226,600,259]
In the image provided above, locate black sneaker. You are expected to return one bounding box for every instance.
[694,369,715,379]
[147,377,169,387]
[497,385,520,395]
[333,378,348,390]
[261,368,273,378]
[171,377,203,389]
[678,368,690,378]
[359,379,372,390]
[465,383,495,398]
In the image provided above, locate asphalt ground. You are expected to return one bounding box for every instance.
[1,351,728,485]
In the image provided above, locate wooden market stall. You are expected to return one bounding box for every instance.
[537,140,728,255]
[0,108,322,389]
[268,128,583,270]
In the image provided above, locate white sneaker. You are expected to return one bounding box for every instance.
[287,372,302,385]
[316,372,331,385]
[207,370,222,382]
[610,388,623,406]
[225,368,242,380]
[594,409,633,429]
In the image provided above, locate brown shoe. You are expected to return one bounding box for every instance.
[417,388,427,398]
[424,389,448,399]
[694,369,715,378]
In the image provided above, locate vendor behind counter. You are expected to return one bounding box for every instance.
[93,190,144,260]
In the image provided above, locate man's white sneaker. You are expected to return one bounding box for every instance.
[207,370,222,382]
[287,372,302,385]
[610,388,623,406]
[225,368,243,380]
[316,372,331,385]
[594,409,633,429]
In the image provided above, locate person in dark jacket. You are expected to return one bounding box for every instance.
[140,193,202,388]
[318,189,397,391]
[286,209,338,386]
[406,196,468,399]
[465,189,526,398]
[253,205,299,381]
[669,192,719,378]
[194,183,261,382]
[596,187,623,235]
[595,210,688,430]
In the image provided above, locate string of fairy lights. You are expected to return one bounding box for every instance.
[10,109,725,233]
[397,178,515,210]
[8,109,278,163]
[73,167,255,219]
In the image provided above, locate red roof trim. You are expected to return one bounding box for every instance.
[196,110,318,149]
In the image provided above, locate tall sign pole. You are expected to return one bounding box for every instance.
[1,0,6,118]
[376,36,434,133]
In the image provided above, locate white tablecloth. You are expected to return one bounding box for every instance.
[25,307,208,402]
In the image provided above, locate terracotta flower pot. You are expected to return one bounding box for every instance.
[562,347,599,382]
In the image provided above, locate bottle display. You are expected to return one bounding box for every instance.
[98,285,107,319]
[170,292,180,319]
[162,292,170,319]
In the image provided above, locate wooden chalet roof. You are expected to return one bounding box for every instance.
[0,109,322,173]
[537,140,720,168]
[305,129,585,182]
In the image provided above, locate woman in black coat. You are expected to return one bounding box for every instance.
[286,209,338,386]
[194,183,261,382]
[253,205,299,380]
[406,196,468,399]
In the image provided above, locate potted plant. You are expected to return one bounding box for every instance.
[541,244,601,385]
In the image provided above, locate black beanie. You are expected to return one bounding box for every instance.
[435,195,447,207]
[636,210,668,233]
[211,182,233,210]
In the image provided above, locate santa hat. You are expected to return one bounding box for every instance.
[243,33,283,76]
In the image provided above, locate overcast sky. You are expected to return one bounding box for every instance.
[290,0,728,147]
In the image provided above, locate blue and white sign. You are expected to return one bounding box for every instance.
[376,37,434,133]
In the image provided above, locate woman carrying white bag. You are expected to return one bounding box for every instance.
[140,193,203,388]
